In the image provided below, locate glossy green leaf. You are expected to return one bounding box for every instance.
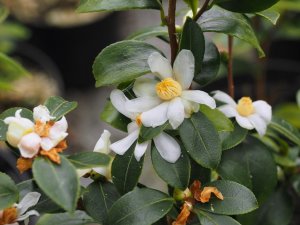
[237,188,294,225]
[32,156,80,212]
[219,122,248,150]
[111,144,144,194]
[93,40,161,87]
[200,105,233,132]
[151,146,190,189]
[77,0,160,12]
[44,96,77,120]
[83,181,120,223]
[195,210,241,225]
[138,122,169,143]
[215,0,279,13]
[17,179,61,213]
[196,180,258,215]
[189,158,211,185]
[179,112,222,169]
[127,26,168,41]
[217,136,277,203]
[100,100,131,132]
[269,116,300,146]
[36,211,93,225]
[199,6,264,57]
[0,172,19,210]
[256,9,280,25]
[0,53,30,85]
[68,152,111,169]
[194,40,220,87]
[107,188,174,225]
[180,17,205,75]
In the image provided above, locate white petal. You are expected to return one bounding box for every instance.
[125,96,161,113]
[93,157,113,179]
[148,52,173,80]
[127,122,140,134]
[110,89,136,120]
[212,90,237,107]
[248,114,267,136]
[51,117,68,133]
[253,100,272,123]
[33,105,55,122]
[17,192,41,216]
[77,168,91,177]
[167,97,185,129]
[153,132,181,163]
[5,121,34,148]
[218,105,238,118]
[110,130,139,155]
[235,115,254,130]
[18,133,41,158]
[141,102,169,128]
[133,77,158,97]
[94,130,111,154]
[134,141,149,161]
[173,50,195,89]
[181,90,216,109]
[181,98,199,118]
[17,210,39,221]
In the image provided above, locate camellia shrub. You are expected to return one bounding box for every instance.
[1,0,300,225]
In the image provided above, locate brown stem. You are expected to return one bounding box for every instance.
[227,35,234,98]
[193,0,210,21]
[166,0,178,65]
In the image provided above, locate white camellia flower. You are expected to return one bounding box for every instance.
[4,105,68,158]
[4,110,34,148]
[109,89,181,163]
[77,130,113,178]
[212,90,272,136]
[0,192,41,225]
[126,50,216,129]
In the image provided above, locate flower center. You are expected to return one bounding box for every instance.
[156,78,182,100]
[0,207,17,224]
[135,114,142,127]
[236,97,254,116]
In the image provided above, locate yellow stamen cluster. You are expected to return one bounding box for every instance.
[156,78,182,100]
[0,207,17,225]
[135,114,142,127]
[236,97,254,117]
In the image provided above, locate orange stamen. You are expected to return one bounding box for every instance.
[16,157,33,174]
[40,140,68,164]
[172,202,192,225]
[0,207,17,224]
[190,180,224,203]
[34,120,54,137]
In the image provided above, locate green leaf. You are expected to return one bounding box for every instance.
[217,136,277,203]
[189,158,211,185]
[127,26,168,41]
[0,107,33,121]
[93,40,161,87]
[256,9,280,25]
[274,103,300,129]
[107,188,174,225]
[269,116,300,146]
[0,22,30,41]
[199,6,265,57]
[68,152,111,169]
[0,119,6,141]
[200,105,233,132]
[0,53,30,85]
[215,0,279,13]
[32,156,80,212]
[195,210,241,225]
[179,112,222,169]
[83,181,120,223]
[44,96,77,120]
[151,146,190,189]
[184,0,199,15]
[77,0,160,12]
[100,100,131,132]
[180,17,205,75]
[194,40,220,87]
[36,211,94,225]
[0,172,19,210]
[111,144,144,194]
[138,122,170,143]
[196,180,258,215]
[17,179,61,213]
[237,188,294,225]
[292,174,300,196]
[219,122,248,150]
